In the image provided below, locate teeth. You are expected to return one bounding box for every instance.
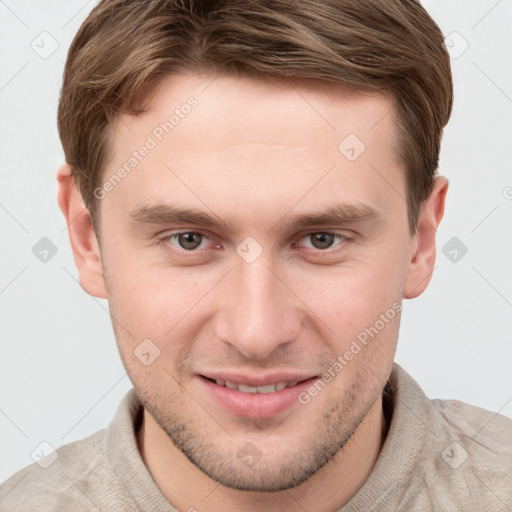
[257,384,276,394]
[238,384,258,393]
[213,378,301,393]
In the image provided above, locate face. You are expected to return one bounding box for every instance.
[97,72,412,491]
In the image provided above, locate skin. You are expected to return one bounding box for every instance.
[58,72,447,511]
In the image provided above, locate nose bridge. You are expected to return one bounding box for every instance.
[216,253,300,360]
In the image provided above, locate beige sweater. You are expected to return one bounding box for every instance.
[1,363,511,511]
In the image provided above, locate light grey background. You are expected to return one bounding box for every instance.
[1,0,511,483]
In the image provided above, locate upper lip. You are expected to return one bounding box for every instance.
[199,371,317,387]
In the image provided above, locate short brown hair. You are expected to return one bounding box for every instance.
[58,0,453,234]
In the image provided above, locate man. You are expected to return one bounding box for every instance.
[1,0,511,510]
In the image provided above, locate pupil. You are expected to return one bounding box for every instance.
[312,233,333,249]
[179,233,202,250]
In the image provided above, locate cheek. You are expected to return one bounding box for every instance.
[105,249,219,359]
[309,258,405,319]
[111,272,199,330]
[298,247,406,356]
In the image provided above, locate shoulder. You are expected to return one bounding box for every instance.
[392,364,512,459]
[424,397,512,509]
[383,365,512,510]
[433,397,512,441]
[432,397,512,459]
[0,429,133,512]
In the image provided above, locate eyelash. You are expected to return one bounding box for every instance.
[157,230,354,255]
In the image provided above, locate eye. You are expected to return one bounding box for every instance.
[297,232,350,251]
[167,232,212,251]
[158,230,352,257]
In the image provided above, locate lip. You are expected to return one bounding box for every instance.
[197,374,318,419]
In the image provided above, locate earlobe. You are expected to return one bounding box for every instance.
[57,163,108,299]
[403,176,449,299]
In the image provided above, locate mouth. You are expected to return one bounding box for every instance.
[197,374,319,419]
[202,376,309,394]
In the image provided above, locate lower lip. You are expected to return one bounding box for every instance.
[197,376,317,419]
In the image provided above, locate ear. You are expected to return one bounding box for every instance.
[403,176,448,299]
[57,163,108,299]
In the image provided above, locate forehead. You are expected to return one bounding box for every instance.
[125,72,395,146]
[103,72,405,226]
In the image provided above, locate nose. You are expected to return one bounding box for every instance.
[214,254,302,360]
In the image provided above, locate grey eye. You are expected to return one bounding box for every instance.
[308,233,336,249]
[175,232,204,250]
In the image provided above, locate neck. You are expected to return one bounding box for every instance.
[137,397,387,512]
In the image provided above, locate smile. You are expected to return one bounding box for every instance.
[198,375,318,418]
[210,378,301,394]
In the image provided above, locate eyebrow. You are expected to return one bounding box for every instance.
[128,202,382,233]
